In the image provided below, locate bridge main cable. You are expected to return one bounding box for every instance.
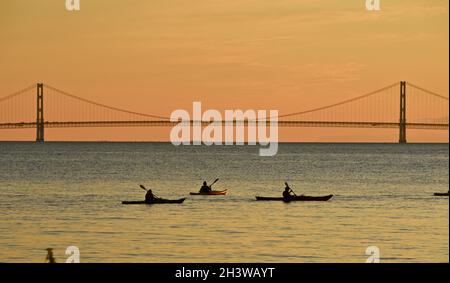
[44,84,172,120]
[276,82,399,119]
[0,84,36,103]
[406,82,450,100]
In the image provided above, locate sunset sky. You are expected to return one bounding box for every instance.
[0,0,448,142]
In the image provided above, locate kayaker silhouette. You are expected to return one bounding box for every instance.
[45,248,56,263]
[199,181,212,193]
[283,182,297,200]
[145,189,156,201]
[140,185,159,201]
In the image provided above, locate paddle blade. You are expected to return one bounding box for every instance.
[139,184,147,191]
[210,178,219,187]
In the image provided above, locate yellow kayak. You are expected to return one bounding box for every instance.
[190,190,228,196]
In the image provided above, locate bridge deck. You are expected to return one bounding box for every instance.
[0,121,448,130]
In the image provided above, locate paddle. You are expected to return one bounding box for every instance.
[209,178,219,188]
[285,182,297,197]
[139,184,161,199]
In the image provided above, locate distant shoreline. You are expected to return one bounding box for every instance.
[0,141,448,144]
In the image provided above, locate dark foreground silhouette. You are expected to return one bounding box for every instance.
[45,248,56,263]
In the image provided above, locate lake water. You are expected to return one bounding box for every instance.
[0,142,448,263]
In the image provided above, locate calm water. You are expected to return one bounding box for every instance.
[0,142,448,263]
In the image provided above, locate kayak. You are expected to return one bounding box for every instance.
[122,198,186,205]
[190,190,228,196]
[255,195,333,202]
[434,192,449,197]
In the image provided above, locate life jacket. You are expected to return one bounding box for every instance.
[283,190,291,199]
[200,185,211,193]
[145,191,155,201]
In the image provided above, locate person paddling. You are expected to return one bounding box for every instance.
[140,185,159,202]
[199,181,212,193]
[282,182,296,200]
[145,189,156,201]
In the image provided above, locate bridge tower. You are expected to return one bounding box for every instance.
[36,83,44,142]
[399,81,407,144]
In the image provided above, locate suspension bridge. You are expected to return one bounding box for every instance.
[0,81,448,143]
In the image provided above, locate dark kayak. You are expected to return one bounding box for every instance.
[434,192,449,197]
[190,190,228,196]
[122,198,186,205]
[256,195,333,202]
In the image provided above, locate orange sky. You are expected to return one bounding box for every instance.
[0,0,448,142]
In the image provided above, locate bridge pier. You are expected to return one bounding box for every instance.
[399,81,407,144]
[36,83,44,142]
